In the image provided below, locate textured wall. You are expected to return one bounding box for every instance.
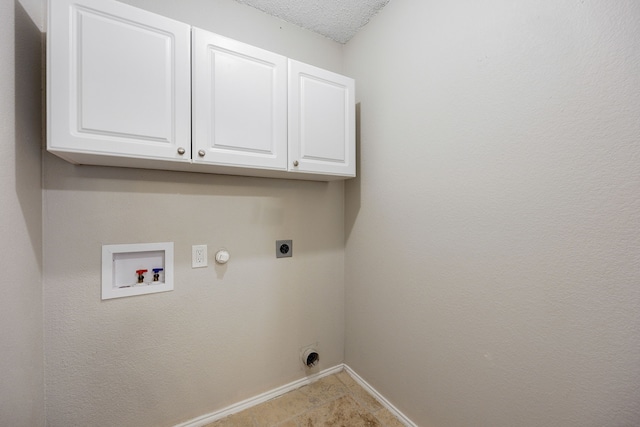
[344,1,640,426]
[0,1,44,426]
[43,1,345,426]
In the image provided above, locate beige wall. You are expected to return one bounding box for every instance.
[9,0,640,426]
[344,1,640,426]
[0,0,44,425]
[43,1,345,426]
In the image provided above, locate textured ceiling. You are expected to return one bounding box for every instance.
[233,0,390,44]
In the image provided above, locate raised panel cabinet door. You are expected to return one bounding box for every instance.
[192,28,288,170]
[288,60,356,177]
[47,0,191,161]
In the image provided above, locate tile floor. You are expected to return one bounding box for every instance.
[204,370,406,427]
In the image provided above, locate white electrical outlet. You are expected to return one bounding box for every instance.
[192,245,207,268]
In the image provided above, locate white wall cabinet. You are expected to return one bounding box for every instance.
[289,60,355,177]
[192,29,288,171]
[47,0,192,163]
[47,0,355,181]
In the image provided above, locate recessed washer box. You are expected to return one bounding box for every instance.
[101,242,174,300]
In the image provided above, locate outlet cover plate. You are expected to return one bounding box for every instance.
[192,244,207,268]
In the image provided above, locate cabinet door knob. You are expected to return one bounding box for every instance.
[177,147,186,155]
[198,150,206,157]
[293,160,299,167]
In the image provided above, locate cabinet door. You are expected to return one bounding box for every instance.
[192,28,288,170]
[47,0,191,162]
[288,60,356,177]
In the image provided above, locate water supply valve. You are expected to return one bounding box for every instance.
[152,268,163,282]
[135,269,147,284]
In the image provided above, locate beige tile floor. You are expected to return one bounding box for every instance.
[204,370,406,427]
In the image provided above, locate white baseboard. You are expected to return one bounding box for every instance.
[175,364,416,427]
[342,365,417,427]
[174,365,344,427]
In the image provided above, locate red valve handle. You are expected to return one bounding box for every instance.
[136,269,148,275]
